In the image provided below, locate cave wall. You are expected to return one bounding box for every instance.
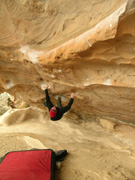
[0,0,135,123]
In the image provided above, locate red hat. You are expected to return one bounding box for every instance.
[49,108,57,118]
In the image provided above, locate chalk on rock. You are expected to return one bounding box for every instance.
[110,23,112,27]
[41,82,50,90]
[5,81,14,89]
[58,69,62,73]
[50,74,55,78]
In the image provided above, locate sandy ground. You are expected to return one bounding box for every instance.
[0,107,135,180]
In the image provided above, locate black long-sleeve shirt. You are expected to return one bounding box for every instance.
[44,89,74,121]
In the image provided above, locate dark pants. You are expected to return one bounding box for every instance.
[57,97,62,108]
[42,97,62,108]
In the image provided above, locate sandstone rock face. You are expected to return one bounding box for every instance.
[0,0,135,123]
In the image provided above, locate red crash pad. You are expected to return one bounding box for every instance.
[0,149,56,180]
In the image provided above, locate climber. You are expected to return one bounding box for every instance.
[42,84,75,121]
